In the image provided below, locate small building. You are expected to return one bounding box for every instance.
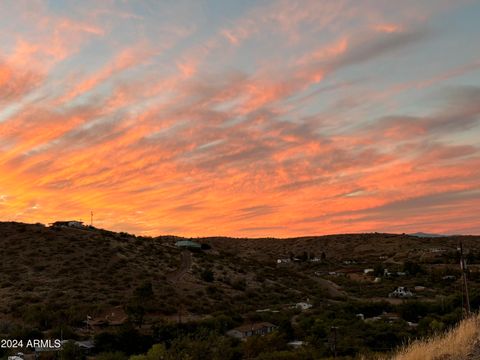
[175,240,202,250]
[227,322,277,340]
[8,355,24,360]
[384,269,393,277]
[51,220,84,228]
[295,302,313,311]
[364,268,374,275]
[287,341,305,348]
[389,286,413,298]
[74,340,95,353]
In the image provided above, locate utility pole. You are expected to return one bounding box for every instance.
[91,211,93,227]
[460,241,471,316]
[330,326,338,358]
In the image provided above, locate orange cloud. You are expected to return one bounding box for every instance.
[0,0,478,237]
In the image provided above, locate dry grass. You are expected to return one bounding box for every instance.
[391,314,480,360]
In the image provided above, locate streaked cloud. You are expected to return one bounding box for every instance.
[0,0,479,236]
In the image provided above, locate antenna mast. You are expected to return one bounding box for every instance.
[460,240,471,316]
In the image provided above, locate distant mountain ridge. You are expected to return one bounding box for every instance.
[409,232,450,238]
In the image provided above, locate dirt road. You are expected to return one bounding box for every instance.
[167,250,192,283]
[315,278,348,298]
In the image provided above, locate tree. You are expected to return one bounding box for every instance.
[134,282,154,299]
[403,261,424,275]
[60,341,85,360]
[130,344,168,360]
[96,352,128,360]
[373,264,385,277]
[126,302,146,327]
[201,269,214,282]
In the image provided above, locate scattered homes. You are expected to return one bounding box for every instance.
[227,322,278,340]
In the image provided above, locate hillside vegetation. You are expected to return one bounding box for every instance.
[391,313,480,360]
[1,221,480,359]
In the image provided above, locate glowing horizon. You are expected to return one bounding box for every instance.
[1,1,480,237]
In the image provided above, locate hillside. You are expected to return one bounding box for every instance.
[2,221,480,359]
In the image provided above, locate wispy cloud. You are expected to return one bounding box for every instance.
[0,0,479,236]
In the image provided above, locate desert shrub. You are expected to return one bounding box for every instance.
[232,278,246,291]
[201,269,214,282]
[96,351,128,360]
[61,341,86,360]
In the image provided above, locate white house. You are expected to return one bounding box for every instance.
[295,302,313,311]
[389,287,413,298]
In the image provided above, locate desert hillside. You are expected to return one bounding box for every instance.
[1,221,480,359]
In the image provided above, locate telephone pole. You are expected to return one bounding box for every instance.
[459,241,471,316]
[90,211,93,227]
[330,326,338,358]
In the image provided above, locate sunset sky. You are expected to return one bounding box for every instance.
[1,1,479,237]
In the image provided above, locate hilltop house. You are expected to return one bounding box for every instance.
[51,220,84,228]
[227,322,277,340]
[175,240,202,250]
